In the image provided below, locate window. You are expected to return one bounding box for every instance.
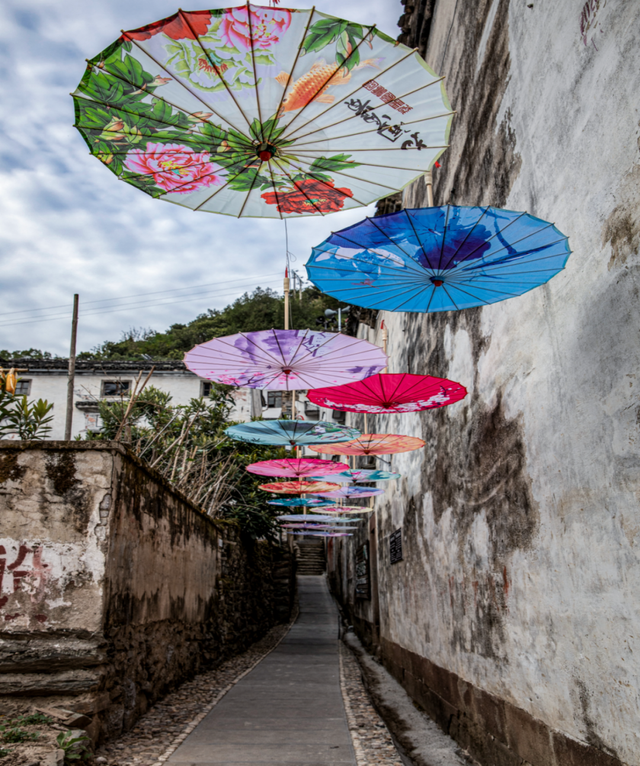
[15,379,31,396]
[267,391,282,408]
[201,381,212,398]
[332,409,346,425]
[102,380,131,397]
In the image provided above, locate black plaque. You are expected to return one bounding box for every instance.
[389,528,403,564]
[355,542,370,599]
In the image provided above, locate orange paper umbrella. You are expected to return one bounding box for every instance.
[259,480,340,494]
[309,433,424,456]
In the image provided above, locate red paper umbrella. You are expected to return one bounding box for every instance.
[307,373,467,414]
[309,434,424,456]
[246,458,350,479]
[259,480,340,494]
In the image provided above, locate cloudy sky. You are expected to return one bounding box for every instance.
[0,0,401,356]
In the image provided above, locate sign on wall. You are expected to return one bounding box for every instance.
[389,528,403,564]
[355,542,370,599]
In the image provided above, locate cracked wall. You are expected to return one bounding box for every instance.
[330,1,640,765]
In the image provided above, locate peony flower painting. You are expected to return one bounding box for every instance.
[124,144,225,195]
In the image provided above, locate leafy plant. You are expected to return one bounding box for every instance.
[0,725,39,743]
[0,746,10,758]
[56,731,91,762]
[11,713,52,726]
[3,396,54,440]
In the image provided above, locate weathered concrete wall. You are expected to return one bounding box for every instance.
[0,442,292,742]
[330,2,640,765]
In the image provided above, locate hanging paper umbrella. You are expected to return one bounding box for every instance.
[259,480,339,494]
[226,419,359,447]
[306,206,571,311]
[246,457,350,478]
[308,372,467,413]
[267,497,334,507]
[185,329,386,389]
[313,486,383,499]
[287,529,353,537]
[280,523,359,530]
[72,6,453,220]
[309,433,424,456]
[311,506,374,514]
[276,514,356,523]
[309,468,400,483]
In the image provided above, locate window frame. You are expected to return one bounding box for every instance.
[101,380,132,398]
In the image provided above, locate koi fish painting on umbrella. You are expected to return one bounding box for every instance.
[72,4,453,218]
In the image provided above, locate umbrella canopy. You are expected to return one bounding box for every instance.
[72,5,453,220]
[226,419,360,446]
[185,329,387,389]
[314,486,383,499]
[259,480,339,494]
[287,529,353,537]
[246,457,350,478]
[267,497,333,507]
[305,206,571,311]
[311,506,374,514]
[276,514,356,522]
[280,523,359,530]
[307,372,467,413]
[309,433,424,456]
[309,469,400,483]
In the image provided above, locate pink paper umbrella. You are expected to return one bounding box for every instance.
[184,329,387,390]
[246,458,350,479]
[307,373,467,414]
[258,481,340,494]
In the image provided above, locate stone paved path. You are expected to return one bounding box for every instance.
[167,576,357,766]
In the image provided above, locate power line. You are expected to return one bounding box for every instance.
[0,272,283,319]
[0,278,283,329]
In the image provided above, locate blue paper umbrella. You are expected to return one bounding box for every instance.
[309,469,401,483]
[226,420,360,447]
[267,498,334,508]
[305,206,571,312]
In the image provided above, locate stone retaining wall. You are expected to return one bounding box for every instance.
[0,442,292,743]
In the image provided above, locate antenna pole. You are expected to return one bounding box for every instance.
[64,294,79,440]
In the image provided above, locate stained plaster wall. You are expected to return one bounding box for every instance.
[330,1,640,765]
[0,442,291,743]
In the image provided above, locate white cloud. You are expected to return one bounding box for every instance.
[0,0,401,355]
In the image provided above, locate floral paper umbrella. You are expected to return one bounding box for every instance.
[226,419,360,446]
[72,5,453,219]
[246,457,350,478]
[309,469,400,483]
[313,486,383,499]
[288,531,352,537]
[267,497,333,507]
[307,373,467,413]
[309,433,424,456]
[185,329,386,390]
[259,480,339,494]
[280,523,359,530]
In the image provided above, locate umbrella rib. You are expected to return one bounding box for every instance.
[308,263,424,284]
[452,229,566,274]
[197,333,283,366]
[265,6,318,144]
[454,211,528,263]
[264,157,286,220]
[366,215,423,261]
[290,333,386,368]
[278,23,378,140]
[293,146,449,155]
[236,161,263,218]
[324,234,427,275]
[291,109,455,147]
[246,5,265,128]
[124,35,249,136]
[436,206,491,272]
[191,162,259,211]
[74,73,249,145]
[387,283,433,311]
[273,156,371,208]
[283,47,428,143]
[179,10,254,130]
[269,157,326,215]
[437,204,451,271]
[282,328,312,369]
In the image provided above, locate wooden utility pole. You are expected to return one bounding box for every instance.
[64,294,79,441]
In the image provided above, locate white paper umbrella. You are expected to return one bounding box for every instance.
[185,328,387,390]
[72,4,453,218]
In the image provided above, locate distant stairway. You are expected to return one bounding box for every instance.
[296,540,326,575]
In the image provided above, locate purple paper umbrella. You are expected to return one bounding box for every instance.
[184,329,387,390]
[313,486,384,500]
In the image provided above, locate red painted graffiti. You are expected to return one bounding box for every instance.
[0,544,49,611]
